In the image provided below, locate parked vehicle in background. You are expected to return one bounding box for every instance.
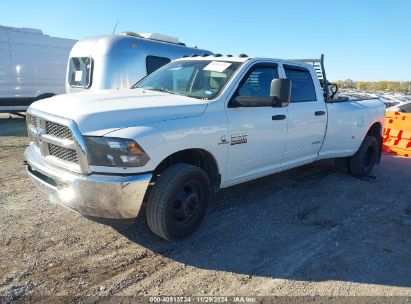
[379,93,411,109]
[66,32,212,93]
[337,89,411,109]
[25,54,385,240]
[0,25,76,113]
[390,101,411,113]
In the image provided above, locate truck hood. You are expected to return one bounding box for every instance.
[30,89,208,135]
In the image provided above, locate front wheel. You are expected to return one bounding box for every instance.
[350,135,379,176]
[146,163,211,240]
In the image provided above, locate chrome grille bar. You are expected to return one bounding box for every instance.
[41,134,76,150]
[26,109,89,174]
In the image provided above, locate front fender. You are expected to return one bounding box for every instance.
[105,113,229,180]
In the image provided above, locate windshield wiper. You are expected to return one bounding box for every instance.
[137,87,209,100]
[143,87,181,96]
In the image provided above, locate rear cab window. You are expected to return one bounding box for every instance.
[284,65,317,102]
[68,57,92,88]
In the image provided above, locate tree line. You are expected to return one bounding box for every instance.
[334,80,411,93]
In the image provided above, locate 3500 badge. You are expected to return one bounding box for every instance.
[230,133,248,145]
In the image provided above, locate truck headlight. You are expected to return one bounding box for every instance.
[84,137,150,167]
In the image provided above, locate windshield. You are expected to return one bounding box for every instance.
[133,60,241,99]
[68,57,93,88]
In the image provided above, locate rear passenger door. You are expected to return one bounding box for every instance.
[281,64,327,165]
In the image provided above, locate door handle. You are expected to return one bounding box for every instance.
[315,111,326,116]
[272,115,286,120]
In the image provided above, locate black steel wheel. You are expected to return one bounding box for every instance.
[172,180,202,226]
[350,135,378,176]
[146,163,211,240]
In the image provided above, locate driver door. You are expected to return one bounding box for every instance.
[225,64,288,183]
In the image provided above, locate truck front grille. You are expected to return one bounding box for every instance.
[31,116,38,128]
[48,144,79,163]
[33,136,40,147]
[46,121,72,139]
[27,113,86,172]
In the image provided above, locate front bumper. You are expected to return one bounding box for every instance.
[24,145,152,219]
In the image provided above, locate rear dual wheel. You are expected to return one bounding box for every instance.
[335,135,378,176]
[350,136,378,176]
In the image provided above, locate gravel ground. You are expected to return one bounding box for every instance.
[0,115,411,302]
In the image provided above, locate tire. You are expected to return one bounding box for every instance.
[335,157,350,172]
[146,163,211,240]
[350,135,378,177]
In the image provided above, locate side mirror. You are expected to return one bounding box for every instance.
[229,78,292,108]
[270,78,291,107]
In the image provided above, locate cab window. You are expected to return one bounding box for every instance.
[237,66,279,97]
[284,65,316,102]
[146,56,171,74]
[68,57,92,88]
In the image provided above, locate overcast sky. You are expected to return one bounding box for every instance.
[2,0,410,81]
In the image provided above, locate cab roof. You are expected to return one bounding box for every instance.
[178,54,249,62]
[176,54,313,68]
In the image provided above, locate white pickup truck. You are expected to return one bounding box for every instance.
[24,55,385,240]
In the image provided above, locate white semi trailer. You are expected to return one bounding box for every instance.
[0,25,76,113]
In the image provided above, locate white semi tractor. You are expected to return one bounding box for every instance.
[66,32,212,93]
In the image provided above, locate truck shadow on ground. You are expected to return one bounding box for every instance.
[0,115,27,137]
[113,155,411,288]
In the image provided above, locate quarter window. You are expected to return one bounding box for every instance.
[237,66,279,97]
[146,56,171,74]
[284,66,317,102]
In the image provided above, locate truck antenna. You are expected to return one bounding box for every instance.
[112,19,119,34]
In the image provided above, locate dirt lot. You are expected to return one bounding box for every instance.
[1,115,411,302]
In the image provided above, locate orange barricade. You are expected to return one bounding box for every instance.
[383,111,411,157]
